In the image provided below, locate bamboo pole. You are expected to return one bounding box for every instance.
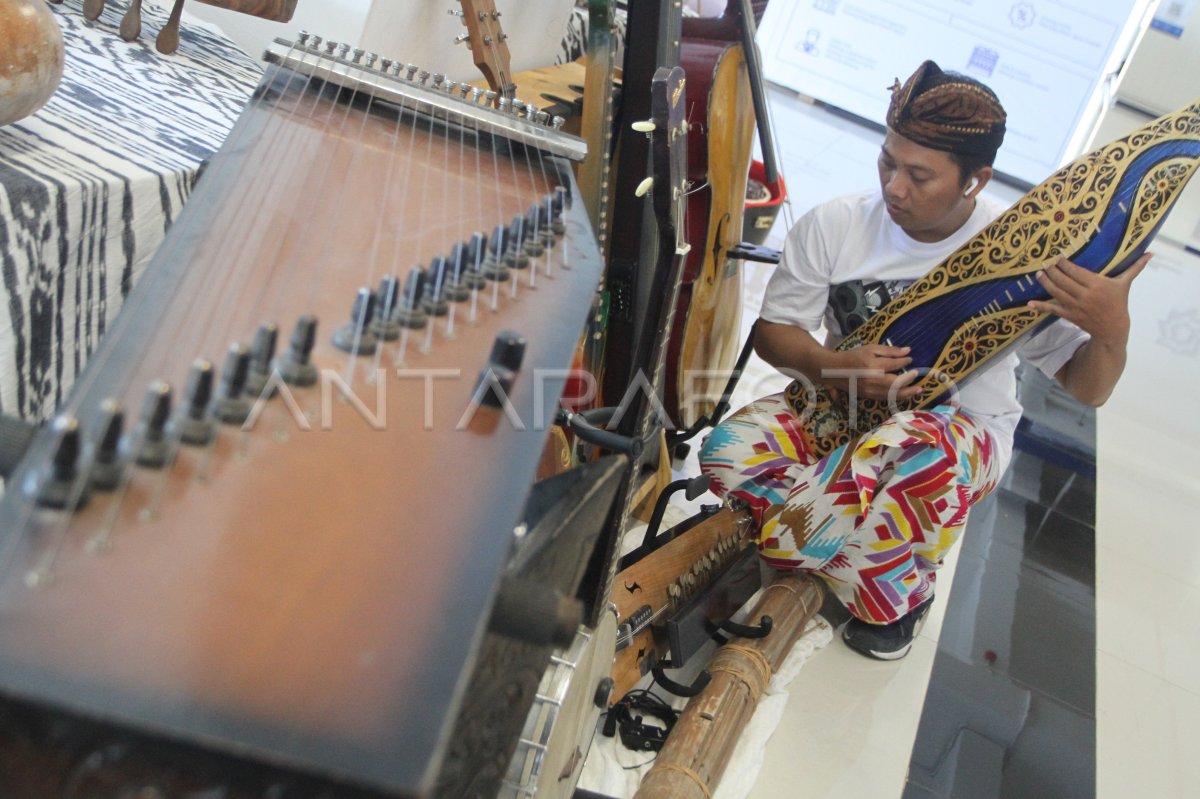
[633,574,824,799]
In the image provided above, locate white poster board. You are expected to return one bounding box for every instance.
[756,0,1155,185]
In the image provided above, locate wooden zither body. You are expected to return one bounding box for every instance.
[0,36,602,797]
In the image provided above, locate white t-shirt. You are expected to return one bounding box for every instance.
[759,190,1089,471]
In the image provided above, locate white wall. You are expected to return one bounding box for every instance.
[182,1,575,85]
[182,0,370,62]
[357,1,575,85]
[1117,3,1200,115]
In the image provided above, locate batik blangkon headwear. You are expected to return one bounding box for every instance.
[886,60,1006,160]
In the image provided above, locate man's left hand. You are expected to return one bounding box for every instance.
[1027,253,1151,344]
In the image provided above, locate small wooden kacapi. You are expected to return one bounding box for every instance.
[633,573,825,799]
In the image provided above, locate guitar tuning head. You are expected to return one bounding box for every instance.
[632,120,656,134]
[635,177,654,198]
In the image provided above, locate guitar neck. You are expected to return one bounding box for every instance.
[458,0,517,99]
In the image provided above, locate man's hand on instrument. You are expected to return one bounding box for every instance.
[827,344,923,401]
[1028,254,1151,345]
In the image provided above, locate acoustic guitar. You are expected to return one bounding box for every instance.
[0,26,603,798]
[787,98,1200,456]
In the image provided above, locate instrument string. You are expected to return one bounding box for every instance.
[301,51,393,390]
[465,90,491,327]
[477,10,512,314]
[442,85,474,341]
[495,102,523,304]
[437,78,474,344]
[97,40,334,455]
[365,64,420,382]
[421,78,458,356]
[7,47,322,581]
[172,45,333,373]
[110,41,325,403]
[486,103,508,314]
[87,44,337,554]
[143,43,361,510]
[390,70,436,369]
[524,115,549,288]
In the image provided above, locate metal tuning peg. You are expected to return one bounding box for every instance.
[332,287,378,355]
[371,275,402,341]
[244,322,279,400]
[134,380,174,468]
[506,216,531,268]
[212,343,253,425]
[90,399,126,492]
[458,236,489,289]
[422,258,451,315]
[483,223,511,280]
[473,330,525,410]
[636,177,654,198]
[272,315,320,387]
[540,194,556,241]
[523,205,546,257]
[170,358,217,446]
[632,119,656,134]
[27,415,89,510]
[391,268,429,329]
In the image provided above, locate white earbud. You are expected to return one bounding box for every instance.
[963,177,980,196]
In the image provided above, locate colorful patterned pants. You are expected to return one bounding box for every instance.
[699,393,1000,624]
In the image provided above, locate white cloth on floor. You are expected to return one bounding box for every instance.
[577,615,834,798]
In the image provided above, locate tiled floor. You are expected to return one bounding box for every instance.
[696,88,1200,798]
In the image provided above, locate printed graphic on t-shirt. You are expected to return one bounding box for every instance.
[828,279,913,335]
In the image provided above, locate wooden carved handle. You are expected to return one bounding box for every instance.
[155,0,186,54]
[192,0,297,22]
[119,0,143,41]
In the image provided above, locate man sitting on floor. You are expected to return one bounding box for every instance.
[698,60,1146,660]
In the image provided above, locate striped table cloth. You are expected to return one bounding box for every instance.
[0,0,261,422]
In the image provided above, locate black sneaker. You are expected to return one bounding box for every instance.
[841,598,933,661]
